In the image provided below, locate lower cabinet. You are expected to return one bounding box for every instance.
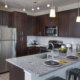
[27,47,40,55]
[8,63,24,80]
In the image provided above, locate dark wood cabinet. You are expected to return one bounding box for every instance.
[16,35,27,57]
[58,11,70,37]
[69,9,80,37]
[8,12,13,27]
[24,16,37,36]
[36,16,41,36]
[2,11,8,25]
[27,47,40,55]
[0,10,3,25]
[0,9,80,57]
[36,14,58,36]
[0,10,8,25]
[8,63,24,80]
[58,9,80,37]
[11,12,27,57]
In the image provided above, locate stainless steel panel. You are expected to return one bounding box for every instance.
[0,41,7,73]
[0,26,16,41]
[0,41,16,73]
[0,26,16,73]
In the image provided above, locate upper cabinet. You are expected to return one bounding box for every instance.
[24,16,37,36]
[0,9,80,37]
[0,10,8,25]
[58,9,80,37]
[36,14,58,36]
[0,10,3,25]
[58,11,70,37]
[11,12,27,35]
[69,9,80,37]
[8,12,13,27]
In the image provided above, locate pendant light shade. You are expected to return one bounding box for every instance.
[4,0,8,8]
[76,0,80,22]
[49,0,56,18]
[76,16,80,22]
[50,8,56,17]
[5,4,8,8]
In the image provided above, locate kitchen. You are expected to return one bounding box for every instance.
[0,0,80,80]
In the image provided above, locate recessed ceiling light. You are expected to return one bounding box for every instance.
[23,8,26,12]
[5,4,8,8]
[37,7,40,10]
[32,8,35,11]
[47,4,50,7]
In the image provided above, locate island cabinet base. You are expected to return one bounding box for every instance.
[8,62,24,80]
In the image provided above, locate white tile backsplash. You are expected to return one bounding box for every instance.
[27,36,37,44]
[27,36,80,49]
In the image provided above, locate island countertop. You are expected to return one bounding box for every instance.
[6,51,80,77]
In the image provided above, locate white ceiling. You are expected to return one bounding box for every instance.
[0,0,78,12]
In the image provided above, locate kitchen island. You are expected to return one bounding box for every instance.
[6,51,80,80]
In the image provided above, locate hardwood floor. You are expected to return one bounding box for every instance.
[0,73,9,80]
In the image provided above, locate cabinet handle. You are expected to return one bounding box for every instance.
[22,37,23,41]
[22,32,23,35]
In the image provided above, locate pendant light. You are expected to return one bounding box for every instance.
[37,7,40,10]
[47,4,50,8]
[76,0,80,22]
[23,8,26,12]
[4,0,8,8]
[49,0,56,18]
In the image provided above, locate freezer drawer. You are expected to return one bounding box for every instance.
[0,41,16,73]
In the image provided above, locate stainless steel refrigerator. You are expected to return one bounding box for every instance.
[0,26,16,73]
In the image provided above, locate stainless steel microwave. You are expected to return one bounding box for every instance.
[44,26,58,36]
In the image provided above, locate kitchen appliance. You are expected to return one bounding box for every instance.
[48,40,63,50]
[0,26,16,73]
[44,26,58,36]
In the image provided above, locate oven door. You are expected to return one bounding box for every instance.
[45,26,58,36]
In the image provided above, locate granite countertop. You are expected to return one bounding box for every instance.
[6,51,80,76]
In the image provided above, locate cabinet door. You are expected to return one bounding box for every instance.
[11,12,27,57]
[39,15,46,36]
[2,11,8,25]
[16,36,27,57]
[36,16,41,36]
[24,15,32,35]
[8,12,13,27]
[49,13,58,26]
[0,10,9,26]
[32,16,37,35]
[27,47,40,55]
[69,10,80,37]
[24,16,36,36]
[0,11,3,25]
[37,14,58,36]
[58,11,70,37]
